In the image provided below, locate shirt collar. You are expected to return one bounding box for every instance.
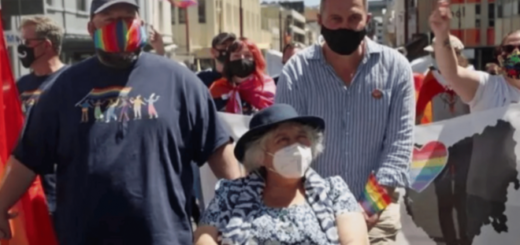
[304,37,382,61]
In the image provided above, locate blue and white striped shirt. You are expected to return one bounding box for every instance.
[275,39,414,199]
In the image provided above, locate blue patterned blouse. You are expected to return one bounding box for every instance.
[200,168,360,245]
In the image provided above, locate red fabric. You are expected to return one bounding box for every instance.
[416,70,457,118]
[413,73,424,91]
[0,10,57,245]
[209,76,276,114]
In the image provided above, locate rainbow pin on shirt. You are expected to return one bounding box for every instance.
[93,19,147,53]
[359,173,391,216]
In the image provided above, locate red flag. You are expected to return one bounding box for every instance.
[0,9,57,245]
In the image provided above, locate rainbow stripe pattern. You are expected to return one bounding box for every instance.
[171,0,198,8]
[359,173,391,216]
[93,19,147,53]
[89,86,132,99]
[410,141,449,193]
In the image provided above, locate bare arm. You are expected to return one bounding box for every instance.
[433,33,481,102]
[337,212,369,245]
[207,142,242,179]
[193,225,219,245]
[0,157,37,212]
[430,1,481,103]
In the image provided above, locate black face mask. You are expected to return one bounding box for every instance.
[320,26,366,56]
[17,44,39,68]
[216,49,228,63]
[229,59,255,78]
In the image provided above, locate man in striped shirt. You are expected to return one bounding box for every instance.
[275,0,414,244]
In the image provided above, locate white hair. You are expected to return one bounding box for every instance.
[242,122,325,173]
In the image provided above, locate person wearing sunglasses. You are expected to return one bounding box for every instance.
[430,1,520,112]
[15,16,69,223]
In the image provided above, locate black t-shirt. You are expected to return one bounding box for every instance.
[16,66,69,215]
[13,53,231,245]
[196,68,221,88]
[17,66,69,114]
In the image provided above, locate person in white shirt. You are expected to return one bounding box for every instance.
[430,0,520,112]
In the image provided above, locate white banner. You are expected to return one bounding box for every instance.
[201,105,520,244]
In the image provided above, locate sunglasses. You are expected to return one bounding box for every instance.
[501,45,520,53]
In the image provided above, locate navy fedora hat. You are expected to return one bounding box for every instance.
[234,104,325,162]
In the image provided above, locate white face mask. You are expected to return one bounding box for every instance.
[268,143,313,179]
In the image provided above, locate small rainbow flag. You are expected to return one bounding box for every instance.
[359,173,391,216]
[168,0,198,8]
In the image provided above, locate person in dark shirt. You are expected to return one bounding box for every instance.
[209,37,276,115]
[16,15,69,217]
[0,1,241,245]
[273,42,306,85]
[196,32,236,87]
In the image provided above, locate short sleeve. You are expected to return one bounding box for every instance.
[191,77,231,166]
[199,179,233,227]
[327,176,361,215]
[12,80,61,175]
[467,71,501,112]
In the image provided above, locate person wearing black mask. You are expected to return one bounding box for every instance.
[15,16,69,222]
[209,37,276,115]
[196,33,237,87]
[275,0,415,244]
[0,0,242,244]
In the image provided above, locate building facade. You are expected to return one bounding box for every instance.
[171,0,272,70]
[261,4,306,48]
[1,0,173,79]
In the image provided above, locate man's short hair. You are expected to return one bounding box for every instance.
[211,32,237,49]
[282,42,306,55]
[320,0,368,13]
[19,16,64,54]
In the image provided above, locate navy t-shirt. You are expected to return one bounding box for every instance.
[16,66,69,215]
[196,68,221,88]
[13,53,231,245]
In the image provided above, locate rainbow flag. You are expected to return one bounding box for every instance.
[168,0,198,8]
[359,173,391,216]
[410,141,449,192]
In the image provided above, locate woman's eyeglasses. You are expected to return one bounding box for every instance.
[501,45,520,53]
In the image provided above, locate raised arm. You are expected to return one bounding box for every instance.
[430,0,481,103]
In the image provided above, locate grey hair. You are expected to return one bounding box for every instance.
[242,122,325,173]
[19,16,64,54]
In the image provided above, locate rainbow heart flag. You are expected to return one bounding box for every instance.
[410,141,449,193]
[359,173,391,216]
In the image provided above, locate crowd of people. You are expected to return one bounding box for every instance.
[0,0,519,244]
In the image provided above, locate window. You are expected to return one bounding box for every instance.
[476,19,481,28]
[489,19,495,27]
[489,3,495,18]
[171,5,176,24]
[179,8,186,24]
[46,0,53,5]
[497,3,503,18]
[77,0,87,11]
[198,0,206,23]
[475,4,481,15]
[518,0,520,14]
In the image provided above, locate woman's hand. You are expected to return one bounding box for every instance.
[194,225,219,245]
[336,212,369,245]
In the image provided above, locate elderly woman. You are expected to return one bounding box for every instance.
[194,104,368,245]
